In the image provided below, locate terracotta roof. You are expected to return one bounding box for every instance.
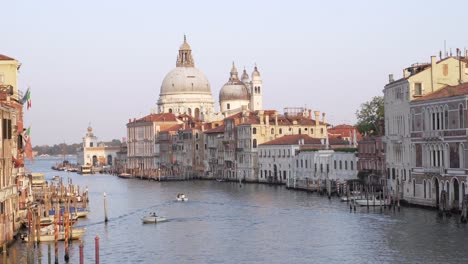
[413,82,468,102]
[204,124,225,134]
[0,54,15,61]
[260,135,322,146]
[132,113,178,123]
[159,124,183,132]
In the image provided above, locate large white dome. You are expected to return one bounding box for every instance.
[160,67,212,95]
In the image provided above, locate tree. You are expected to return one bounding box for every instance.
[355,96,384,136]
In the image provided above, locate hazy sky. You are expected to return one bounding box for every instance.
[3,1,468,145]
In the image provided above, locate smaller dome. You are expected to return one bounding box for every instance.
[220,62,250,102]
[219,83,250,101]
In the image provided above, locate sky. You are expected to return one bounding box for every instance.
[2,0,468,145]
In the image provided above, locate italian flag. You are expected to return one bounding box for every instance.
[22,88,31,109]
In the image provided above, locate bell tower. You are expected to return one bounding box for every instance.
[250,65,263,111]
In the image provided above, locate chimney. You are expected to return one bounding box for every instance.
[274,111,278,126]
[314,111,320,126]
[322,113,326,125]
[388,74,394,83]
[308,109,312,119]
[403,68,410,78]
[430,55,436,93]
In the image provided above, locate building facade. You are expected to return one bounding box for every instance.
[409,83,468,209]
[384,55,468,201]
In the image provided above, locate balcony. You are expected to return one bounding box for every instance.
[423,167,444,174]
[422,130,443,141]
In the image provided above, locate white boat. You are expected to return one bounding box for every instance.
[340,196,359,202]
[354,198,389,206]
[176,193,188,202]
[21,227,86,242]
[142,213,167,224]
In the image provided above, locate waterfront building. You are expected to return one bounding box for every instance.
[76,126,120,168]
[126,113,182,175]
[384,54,468,201]
[0,54,26,245]
[409,82,468,209]
[203,124,225,179]
[257,134,357,189]
[357,136,386,187]
[235,108,329,182]
[156,36,215,121]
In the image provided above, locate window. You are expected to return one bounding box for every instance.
[2,119,11,139]
[90,142,93,147]
[339,160,342,170]
[253,139,257,148]
[279,128,282,134]
[227,103,230,110]
[345,161,348,170]
[334,160,337,169]
[168,108,172,113]
[320,128,324,134]
[414,83,422,96]
[271,128,274,134]
[350,161,353,170]
[196,144,199,150]
[253,128,257,134]
[459,104,464,128]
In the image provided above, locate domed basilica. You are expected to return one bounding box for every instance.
[157,36,263,121]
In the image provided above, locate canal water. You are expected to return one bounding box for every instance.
[3,157,468,264]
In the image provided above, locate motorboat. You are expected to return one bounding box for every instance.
[142,213,167,224]
[176,193,188,202]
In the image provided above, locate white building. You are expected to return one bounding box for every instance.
[77,126,119,167]
[257,135,358,188]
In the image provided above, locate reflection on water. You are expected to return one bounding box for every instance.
[3,158,467,264]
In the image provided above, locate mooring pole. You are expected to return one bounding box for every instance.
[95,235,100,264]
[104,192,108,223]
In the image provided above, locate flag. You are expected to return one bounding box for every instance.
[24,137,34,162]
[22,127,33,162]
[21,88,31,109]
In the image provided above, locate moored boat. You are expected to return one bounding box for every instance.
[354,198,389,206]
[118,173,132,179]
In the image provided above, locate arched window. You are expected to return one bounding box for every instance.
[339,160,342,170]
[459,104,464,128]
[258,87,261,93]
[350,161,354,170]
[334,160,337,169]
[321,128,324,134]
[279,128,282,134]
[413,180,416,197]
[271,128,274,134]
[253,139,257,148]
[345,161,348,170]
[253,127,257,134]
[168,108,173,113]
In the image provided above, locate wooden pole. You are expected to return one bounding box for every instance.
[104,192,108,223]
[54,204,59,264]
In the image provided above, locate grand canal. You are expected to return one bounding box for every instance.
[4,158,468,264]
